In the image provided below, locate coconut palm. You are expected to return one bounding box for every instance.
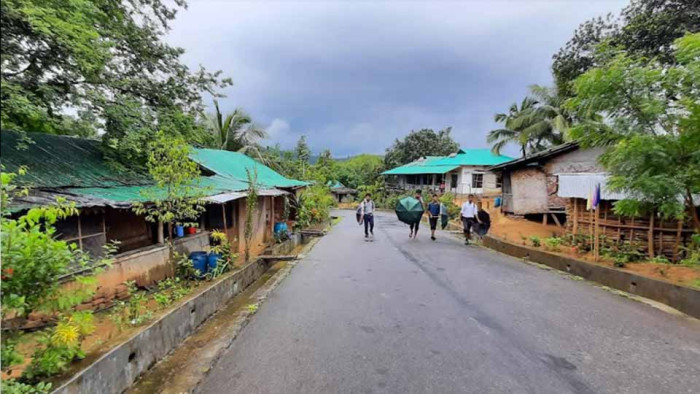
[488,86,568,158]
[488,97,538,158]
[207,100,269,161]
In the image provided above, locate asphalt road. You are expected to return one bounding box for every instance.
[197,210,700,394]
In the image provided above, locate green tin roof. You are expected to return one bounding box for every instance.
[2,131,305,211]
[1,131,150,188]
[190,148,307,189]
[433,149,513,166]
[382,164,460,175]
[382,149,513,175]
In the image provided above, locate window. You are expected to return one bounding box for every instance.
[472,173,483,188]
[450,173,458,188]
[496,173,502,188]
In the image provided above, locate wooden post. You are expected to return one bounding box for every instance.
[658,218,664,257]
[270,196,275,234]
[594,207,600,261]
[157,220,164,244]
[673,219,683,263]
[222,203,228,230]
[543,213,548,225]
[77,212,83,250]
[572,199,578,235]
[648,211,655,258]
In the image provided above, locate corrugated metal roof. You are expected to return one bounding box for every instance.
[382,164,460,175]
[382,149,512,176]
[489,142,579,170]
[1,131,151,188]
[3,131,306,211]
[204,192,247,204]
[432,149,513,166]
[190,148,307,189]
[557,173,628,200]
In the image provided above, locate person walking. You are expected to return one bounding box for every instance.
[409,189,424,239]
[475,201,491,238]
[360,193,375,238]
[427,194,441,241]
[460,194,478,245]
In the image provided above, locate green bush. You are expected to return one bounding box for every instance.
[294,185,334,229]
[543,237,563,251]
[439,192,460,219]
[529,236,541,247]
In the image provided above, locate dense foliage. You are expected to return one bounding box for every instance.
[1,0,230,167]
[132,131,208,229]
[384,128,460,168]
[293,185,335,230]
[552,0,700,98]
[1,170,112,388]
[567,33,700,230]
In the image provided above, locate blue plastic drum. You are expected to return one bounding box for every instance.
[189,251,208,278]
[208,252,221,272]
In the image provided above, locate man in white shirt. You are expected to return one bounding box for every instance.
[460,194,478,245]
[360,193,375,238]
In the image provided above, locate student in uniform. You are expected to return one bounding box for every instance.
[409,189,424,239]
[427,194,441,241]
[460,194,478,245]
[475,201,491,237]
[360,193,375,238]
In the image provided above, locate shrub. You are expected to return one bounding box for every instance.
[439,193,460,219]
[294,185,334,229]
[543,237,563,251]
[529,236,541,247]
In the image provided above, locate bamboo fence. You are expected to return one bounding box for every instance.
[566,198,694,262]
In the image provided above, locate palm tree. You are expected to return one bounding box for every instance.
[488,97,538,158]
[207,100,269,160]
[488,86,568,158]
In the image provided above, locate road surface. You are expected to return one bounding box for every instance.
[197,210,700,394]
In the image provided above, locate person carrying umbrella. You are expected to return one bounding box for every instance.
[460,194,478,245]
[475,201,491,238]
[395,193,425,238]
[360,193,375,238]
[409,190,424,239]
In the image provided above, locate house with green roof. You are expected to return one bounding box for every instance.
[382,148,513,196]
[1,131,306,297]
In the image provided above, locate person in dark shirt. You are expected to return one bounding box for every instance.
[427,194,441,241]
[475,201,491,237]
[409,189,424,239]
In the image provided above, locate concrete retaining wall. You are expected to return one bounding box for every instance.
[482,236,700,319]
[266,232,303,256]
[53,258,271,394]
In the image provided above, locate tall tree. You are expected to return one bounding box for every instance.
[206,100,268,159]
[384,128,459,168]
[295,136,311,177]
[1,0,230,165]
[567,33,700,231]
[552,0,700,98]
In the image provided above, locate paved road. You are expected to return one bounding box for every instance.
[197,210,700,394]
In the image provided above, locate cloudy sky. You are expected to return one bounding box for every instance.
[168,0,628,157]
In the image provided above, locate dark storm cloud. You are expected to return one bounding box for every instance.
[169,0,629,156]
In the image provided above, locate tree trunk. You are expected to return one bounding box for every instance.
[686,188,700,233]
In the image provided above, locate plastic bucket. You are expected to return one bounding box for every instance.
[273,222,288,234]
[175,225,185,237]
[189,252,208,278]
[187,226,197,235]
[494,196,502,208]
[208,253,221,271]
